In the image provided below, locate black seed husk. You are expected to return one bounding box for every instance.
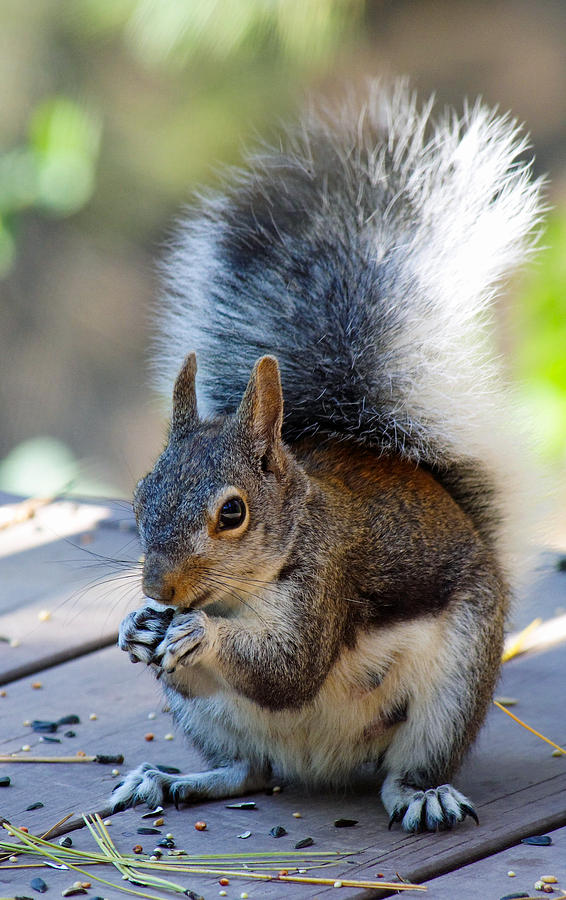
[521,834,552,845]
[294,837,314,849]
[95,753,124,764]
[499,893,530,900]
[64,730,76,738]
[155,764,181,774]
[269,825,287,838]
[556,555,566,572]
[226,801,256,809]
[0,776,10,787]
[40,735,61,743]
[137,827,161,834]
[142,806,164,818]
[31,720,58,733]
[30,876,48,893]
[185,891,205,900]
[61,889,86,897]
[14,896,34,899]
[334,818,358,827]
[26,801,44,810]
[57,715,80,726]
[59,836,72,847]
[157,838,175,848]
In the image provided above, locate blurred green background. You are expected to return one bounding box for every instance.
[0,0,565,506]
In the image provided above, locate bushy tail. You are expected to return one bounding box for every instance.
[153,81,544,561]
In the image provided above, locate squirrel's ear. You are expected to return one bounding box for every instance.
[237,356,284,448]
[171,352,199,434]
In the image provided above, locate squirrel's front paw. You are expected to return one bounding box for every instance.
[157,610,217,674]
[118,605,175,666]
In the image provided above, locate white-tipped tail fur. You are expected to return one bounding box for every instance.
[152,81,544,575]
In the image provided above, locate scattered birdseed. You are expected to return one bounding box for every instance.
[269,825,287,838]
[194,821,207,831]
[219,892,227,898]
[26,802,44,810]
[64,731,76,738]
[21,745,31,752]
[80,884,91,890]
[103,820,112,826]
[0,690,6,696]
[20,827,29,833]
[31,682,42,689]
[111,769,120,776]
[166,833,174,840]
[58,715,80,726]
[30,877,48,893]
[137,827,161,835]
[298,869,307,874]
[542,877,558,884]
[152,848,162,857]
[0,776,11,787]
[142,806,164,818]
[149,855,159,861]
[333,882,343,889]
[76,750,86,757]
[40,736,61,744]
[278,870,288,877]
[272,785,281,793]
[157,838,175,848]
[522,835,552,846]
[59,837,72,848]
[238,831,252,839]
[552,749,565,757]
[145,733,154,741]
[153,817,164,826]
[219,879,230,886]
[334,818,358,828]
[89,713,97,720]
[240,893,248,899]
[226,801,256,809]
[10,638,21,647]
[507,870,516,876]
[132,845,143,854]
[164,733,174,740]
[23,720,31,726]
[38,610,51,622]
[147,712,156,720]
[294,838,314,849]
[292,812,302,818]
[9,855,19,863]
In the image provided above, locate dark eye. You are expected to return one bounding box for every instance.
[218,497,246,529]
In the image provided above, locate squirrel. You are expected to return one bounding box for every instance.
[113,82,542,832]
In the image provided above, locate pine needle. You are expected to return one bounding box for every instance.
[502,617,543,662]
[493,700,566,754]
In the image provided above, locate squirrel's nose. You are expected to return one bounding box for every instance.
[142,553,177,603]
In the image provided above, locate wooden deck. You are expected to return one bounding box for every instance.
[1,493,565,899]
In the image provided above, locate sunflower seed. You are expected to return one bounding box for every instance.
[269,825,287,838]
[26,802,44,810]
[30,877,48,893]
[294,837,314,849]
[334,818,358,828]
[226,801,256,809]
[521,834,552,845]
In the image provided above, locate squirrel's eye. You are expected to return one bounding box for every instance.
[218,497,246,529]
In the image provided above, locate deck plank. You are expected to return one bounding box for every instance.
[420,824,565,898]
[0,498,140,684]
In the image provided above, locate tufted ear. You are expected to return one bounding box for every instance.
[237,356,284,451]
[171,352,199,434]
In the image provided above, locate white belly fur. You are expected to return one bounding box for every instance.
[169,614,448,785]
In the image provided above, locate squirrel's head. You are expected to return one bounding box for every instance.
[133,353,309,609]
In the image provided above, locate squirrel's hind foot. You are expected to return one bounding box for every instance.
[110,760,270,812]
[382,775,479,833]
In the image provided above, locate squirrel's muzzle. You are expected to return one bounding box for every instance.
[142,553,178,604]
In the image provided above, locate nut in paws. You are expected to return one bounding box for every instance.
[157,610,214,673]
[118,606,174,665]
